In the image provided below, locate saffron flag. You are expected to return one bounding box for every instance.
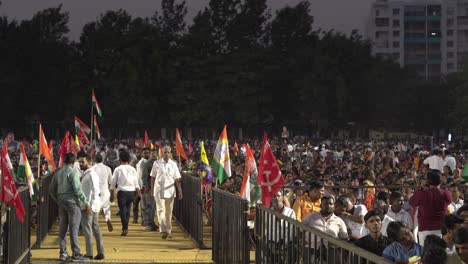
[0,154,25,222]
[240,144,254,201]
[58,131,70,167]
[74,116,91,134]
[49,140,54,157]
[18,143,35,197]
[200,141,213,183]
[39,125,57,170]
[92,89,103,117]
[175,128,188,161]
[94,115,102,140]
[257,132,284,207]
[158,142,163,158]
[212,125,231,184]
[144,130,150,148]
[233,141,239,156]
[71,135,80,154]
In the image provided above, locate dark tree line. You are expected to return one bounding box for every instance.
[1,0,467,136]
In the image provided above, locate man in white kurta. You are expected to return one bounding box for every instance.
[151,146,183,239]
[93,153,114,232]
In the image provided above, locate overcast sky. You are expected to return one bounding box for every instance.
[1,0,375,40]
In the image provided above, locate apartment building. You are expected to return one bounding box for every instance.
[368,0,468,79]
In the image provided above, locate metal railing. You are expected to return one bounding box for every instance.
[3,186,31,264]
[35,172,58,248]
[212,188,250,264]
[173,173,204,247]
[255,205,392,264]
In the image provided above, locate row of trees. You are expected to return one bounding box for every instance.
[1,0,467,136]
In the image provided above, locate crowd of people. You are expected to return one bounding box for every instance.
[3,129,468,263]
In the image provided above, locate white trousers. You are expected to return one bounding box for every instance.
[154,196,174,234]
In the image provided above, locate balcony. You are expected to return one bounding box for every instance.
[404,37,441,43]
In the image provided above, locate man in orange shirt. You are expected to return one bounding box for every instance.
[293,180,325,221]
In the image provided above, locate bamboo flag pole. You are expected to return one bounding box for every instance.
[90,93,94,148]
[37,123,42,179]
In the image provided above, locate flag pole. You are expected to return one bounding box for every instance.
[90,93,94,150]
[37,124,42,180]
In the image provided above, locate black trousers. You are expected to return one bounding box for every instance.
[117,191,135,231]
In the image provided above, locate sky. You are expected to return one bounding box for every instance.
[0,0,375,40]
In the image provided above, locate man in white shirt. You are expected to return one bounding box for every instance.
[423,149,444,172]
[151,146,183,239]
[303,196,348,262]
[444,150,457,173]
[78,152,105,260]
[386,191,413,230]
[448,185,464,214]
[110,150,141,236]
[93,153,113,232]
[335,194,368,240]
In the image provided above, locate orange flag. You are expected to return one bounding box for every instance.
[175,128,188,161]
[39,124,57,170]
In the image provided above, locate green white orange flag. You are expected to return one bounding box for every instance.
[39,125,57,170]
[74,116,91,134]
[93,115,102,140]
[18,143,35,197]
[212,125,231,184]
[175,128,188,161]
[92,89,102,117]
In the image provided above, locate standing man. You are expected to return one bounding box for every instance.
[49,153,90,262]
[140,148,158,231]
[78,152,105,260]
[151,145,183,239]
[93,153,113,232]
[110,150,141,236]
[409,169,451,245]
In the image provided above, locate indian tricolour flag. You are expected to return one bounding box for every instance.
[212,125,231,184]
[92,89,102,117]
[18,143,35,198]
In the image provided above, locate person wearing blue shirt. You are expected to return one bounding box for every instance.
[383,221,423,263]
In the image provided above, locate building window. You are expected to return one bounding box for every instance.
[393,8,400,15]
[447,19,454,27]
[393,41,400,48]
[447,41,454,47]
[393,19,400,27]
[447,63,454,70]
[447,52,454,58]
[393,30,400,37]
[447,30,453,36]
[376,9,380,17]
[375,18,389,27]
[447,7,455,15]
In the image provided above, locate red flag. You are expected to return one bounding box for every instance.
[188,142,193,154]
[144,130,150,148]
[1,155,25,222]
[74,116,91,134]
[77,128,89,146]
[39,125,57,170]
[257,132,285,207]
[175,128,188,161]
[58,131,70,167]
[233,141,239,156]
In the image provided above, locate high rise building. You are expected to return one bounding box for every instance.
[367,0,468,80]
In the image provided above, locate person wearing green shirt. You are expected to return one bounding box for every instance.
[49,153,91,262]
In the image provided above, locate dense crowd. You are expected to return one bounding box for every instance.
[2,129,468,263]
